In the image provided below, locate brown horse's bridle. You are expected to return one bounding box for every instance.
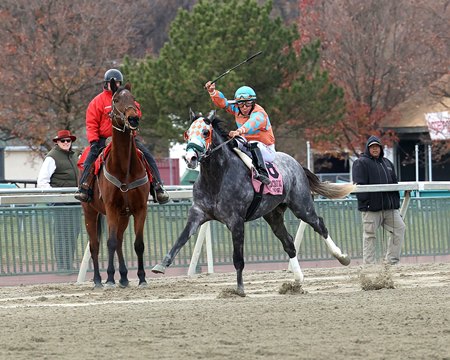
[103,89,148,194]
[110,90,138,132]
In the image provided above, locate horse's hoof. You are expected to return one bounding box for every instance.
[138,281,148,288]
[151,264,166,274]
[339,254,351,266]
[119,280,129,288]
[236,288,246,297]
[93,283,103,290]
[105,281,116,288]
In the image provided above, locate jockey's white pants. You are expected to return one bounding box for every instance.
[236,138,276,163]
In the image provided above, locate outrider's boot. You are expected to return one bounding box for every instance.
[250,145,271,185]
[74,184,92,203]
[74,166,94,203]
[151,182,170,204]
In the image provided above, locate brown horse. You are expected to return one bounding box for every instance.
[81,81,150,288]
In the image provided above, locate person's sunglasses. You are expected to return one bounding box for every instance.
[59,139,72,143]
[237,101,254,107]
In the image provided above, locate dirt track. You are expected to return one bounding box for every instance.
[0,262,449,360]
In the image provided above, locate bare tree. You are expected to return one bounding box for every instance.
[0,0,141,150]
[296,0,449,158]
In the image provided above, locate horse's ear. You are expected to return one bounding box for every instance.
[125,82,132,91]
[189,108,196,123]
[207,110,216,123]
[110,79,118,95]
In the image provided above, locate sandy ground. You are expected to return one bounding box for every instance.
[0,262,449,360]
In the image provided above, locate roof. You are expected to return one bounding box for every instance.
[180,169,199,185]
[381,74,450,133]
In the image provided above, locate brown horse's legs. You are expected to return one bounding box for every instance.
[116,245,128,288]
[105,216,130,287]
[133,211,147,286]
[106,225,118,285]
[84,208,102,287]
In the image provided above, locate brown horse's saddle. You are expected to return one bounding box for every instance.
[78,143,153,182]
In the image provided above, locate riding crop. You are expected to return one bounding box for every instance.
[209,51,263,85]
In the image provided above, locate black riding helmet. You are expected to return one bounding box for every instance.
[104,69,123,88]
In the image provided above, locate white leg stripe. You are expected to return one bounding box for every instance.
[289,257,304,282]
[325,235,343,257]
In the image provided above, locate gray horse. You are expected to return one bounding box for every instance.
[153,111,355,295]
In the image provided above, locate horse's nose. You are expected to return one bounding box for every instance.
[185,151,198,169]
[128,116,139,129]
[187,158,198,169]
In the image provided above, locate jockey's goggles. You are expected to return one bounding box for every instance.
[236,100,254,107]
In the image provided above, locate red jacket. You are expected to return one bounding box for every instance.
[85,89,141,143]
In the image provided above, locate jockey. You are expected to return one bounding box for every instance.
[204,81,275,185]
[75,69,169,204]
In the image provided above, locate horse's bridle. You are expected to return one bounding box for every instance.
[185,120,234,164]
[103,88,148,195]
[110,89,138,132]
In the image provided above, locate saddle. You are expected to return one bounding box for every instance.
[233,148,283,195]
[78,143,153,182]
[232,148,283,221]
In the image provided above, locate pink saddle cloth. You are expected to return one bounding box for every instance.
[251,162,283,195]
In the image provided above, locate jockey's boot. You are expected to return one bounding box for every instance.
[74,166,94,203]
[250,146,271,185]
[151,182,170,204]
[74,183,92,203]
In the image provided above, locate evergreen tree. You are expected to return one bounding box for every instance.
[123,0,344,155]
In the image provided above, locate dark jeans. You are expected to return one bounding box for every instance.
[79,137,163,186]
[135,138,163,184]
[52,204,81,271]
[79,138,106,185]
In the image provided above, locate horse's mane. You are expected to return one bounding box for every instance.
[211,116,230,140]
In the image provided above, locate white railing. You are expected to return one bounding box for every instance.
[1,182,449,283]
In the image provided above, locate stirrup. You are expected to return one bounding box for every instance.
[74,185,92,203]
[151,185,170,204]
[255,171,271,185]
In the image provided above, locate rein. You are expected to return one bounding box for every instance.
[196,137,235,163]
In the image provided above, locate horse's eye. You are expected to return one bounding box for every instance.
[202,129,210,137]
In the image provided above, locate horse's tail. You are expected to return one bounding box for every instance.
[303,167,355,199]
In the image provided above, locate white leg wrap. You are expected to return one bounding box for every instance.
[325,235,343,257]
[289,257,304,282]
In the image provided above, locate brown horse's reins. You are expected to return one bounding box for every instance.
[103,91,149,204]
[110,90,136,132]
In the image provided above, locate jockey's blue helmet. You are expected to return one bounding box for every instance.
[234,86,257,101]
[104,69,123,83]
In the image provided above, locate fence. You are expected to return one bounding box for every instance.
[1,183,449,279]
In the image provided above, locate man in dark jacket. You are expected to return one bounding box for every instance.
[37,130,81,271]
[352,135,406,265]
